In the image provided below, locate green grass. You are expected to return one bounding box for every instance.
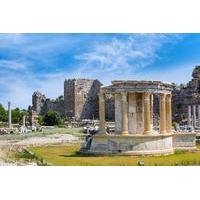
[28,144,200,166]
[0,127,84,141]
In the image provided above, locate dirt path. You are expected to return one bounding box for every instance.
[0,133,80,165]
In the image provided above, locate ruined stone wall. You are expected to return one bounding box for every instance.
[64,79,103,120]
[32,91,46,114]
[74,79,102,119]
[43,99,65,116]
[153,65,200,123]
[64,79,75,117]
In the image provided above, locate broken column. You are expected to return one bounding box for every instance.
[193,105,196,128]
[8,101,12,129]
[188,105,192,126]
[23,115,26,127]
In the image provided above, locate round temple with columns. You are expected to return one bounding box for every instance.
[81,80,196,155]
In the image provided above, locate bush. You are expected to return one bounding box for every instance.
[0,103,7,122]
[43,110,62,126]
[37,115,44,125]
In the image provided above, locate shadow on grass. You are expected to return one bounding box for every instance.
[59,151,125,158]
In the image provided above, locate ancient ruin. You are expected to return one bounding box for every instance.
[172,65,200,123]
[29,79,104,121]
[82,80,196,155]
[29,91,64,116]
[64,79,102,120]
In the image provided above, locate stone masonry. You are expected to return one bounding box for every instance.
[172,65,200,123]
[29,65,200,123]
[29,78,115,120]
[64,79,102,120]
[30,91,64,116]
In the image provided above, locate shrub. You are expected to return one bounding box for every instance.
[43,110,62,126]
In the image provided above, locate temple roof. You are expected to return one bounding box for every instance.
[101,80,173,94]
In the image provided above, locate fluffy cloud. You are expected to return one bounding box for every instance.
[0,59,27,70]
[74,34,182,82]
[0,33,184,109]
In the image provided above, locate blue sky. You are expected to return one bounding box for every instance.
[0,33,200,109]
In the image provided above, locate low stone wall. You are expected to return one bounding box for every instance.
[173,133,196,150]
[84,134,174,155]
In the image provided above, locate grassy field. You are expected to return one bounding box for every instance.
[28,144,200,166]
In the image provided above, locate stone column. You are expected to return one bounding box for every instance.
[121,92,129,135]
[166,94,172,133]
[150,94,154,131]
[99,93,106,135]
[188,105,192,126]
[193,105,196,128]
[8,101,12,129]
[159,93,166,134]
[23,116,26,127]
[198,105,200,127]
[143,93,151,135]
[114,93,122,134]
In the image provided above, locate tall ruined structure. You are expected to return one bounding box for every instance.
[172,65,200,122]
[64,79,102,120]
[32,91,46,114]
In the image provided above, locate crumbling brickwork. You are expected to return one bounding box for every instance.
[32,91,46,114]
[64,79,102,120]
[172,65,200,122]
[30,91,64,116]
[153,65,200,123]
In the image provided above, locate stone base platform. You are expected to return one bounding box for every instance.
[81,132,197,155]
[81,134,175,156]
[173,132,196,150]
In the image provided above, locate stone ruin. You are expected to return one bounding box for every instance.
[64,79,102,120]
[29,91,64,117]
[172,65,200,124]
[26,65,200,127]
[28,78,114,122]
[81,80,196,155]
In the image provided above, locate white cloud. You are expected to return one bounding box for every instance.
[74,34,182,83]
[0,59,27,70]
[0,33,185,109]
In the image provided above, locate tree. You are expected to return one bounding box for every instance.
[12,108,23,123]
[37,115,44,125]
[43,110,62,126]
[0,103,7,122]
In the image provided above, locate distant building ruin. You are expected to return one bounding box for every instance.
[28,78,114,120]
[28,65,200,123]
[64,79,102,120]
[172,65,200,123]
[29,91,64,117]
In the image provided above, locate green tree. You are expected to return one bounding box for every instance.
[0,103,7,122]
[37,115,44,125]
[43,110,62,126]
[12,108,24,123]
